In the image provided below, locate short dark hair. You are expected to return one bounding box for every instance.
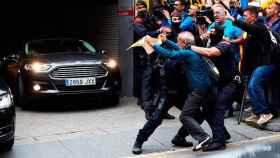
[243,6,258,17]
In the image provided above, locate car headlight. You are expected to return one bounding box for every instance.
[24,62,52,73]
[0,93,12,109]
[104,59,117,69]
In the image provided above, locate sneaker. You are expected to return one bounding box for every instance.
[193,136,211,151]
[132,141,143,155]
[257,113,273,125]
[244,114,259,123]
[202,141,225,152]
[171,135,193,147]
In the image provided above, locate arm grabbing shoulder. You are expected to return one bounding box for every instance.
[190,45,221,57]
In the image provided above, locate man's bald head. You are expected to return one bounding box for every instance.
[212,4,226,24]
[177,31,195,49]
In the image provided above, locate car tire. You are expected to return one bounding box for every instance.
[17,76,30,109]
[0,138,14,151]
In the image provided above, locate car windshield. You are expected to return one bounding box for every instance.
[25,39,97,56]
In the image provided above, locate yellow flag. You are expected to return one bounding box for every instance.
[126,37,146,51]
[144,0,150,10]
[260,0,278,9]
[127,36,162,55]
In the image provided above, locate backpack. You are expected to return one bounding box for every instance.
[266,27,280,64]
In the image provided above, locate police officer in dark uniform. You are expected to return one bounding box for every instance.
[133,0,175,120]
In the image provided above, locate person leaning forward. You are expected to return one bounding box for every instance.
[131,32,215,155]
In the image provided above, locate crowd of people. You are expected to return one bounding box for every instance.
[132,0,280,155]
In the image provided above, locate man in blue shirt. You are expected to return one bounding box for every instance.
[152,32,216,152]
[131,31,214,154]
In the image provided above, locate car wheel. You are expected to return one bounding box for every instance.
[0,138,14,151]
[17,76,30,109]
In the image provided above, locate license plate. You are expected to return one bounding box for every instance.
[65,77,96,86]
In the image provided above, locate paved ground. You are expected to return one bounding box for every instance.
[0,97,279,158]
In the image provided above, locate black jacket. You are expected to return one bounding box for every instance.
[234,19,273,75]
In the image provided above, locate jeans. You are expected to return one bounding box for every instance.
[248,65,276,115]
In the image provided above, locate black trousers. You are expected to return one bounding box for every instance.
[179,89,214,142]
[206,81,239,144]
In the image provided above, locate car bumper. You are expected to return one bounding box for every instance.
[0,108,15,143]
[24,75,121,97]
[31,87,120,97]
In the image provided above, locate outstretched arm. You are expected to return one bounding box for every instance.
[153,44,193,58]
[190,45,221,57]
[163,40,180,50]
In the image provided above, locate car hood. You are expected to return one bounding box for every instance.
[32,52,104,64]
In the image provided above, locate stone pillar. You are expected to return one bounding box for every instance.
[119,0,134,96]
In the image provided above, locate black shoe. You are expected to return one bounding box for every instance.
[202,141,225,152]
[132,141,143,155]
[164,113,175,120]
[171,135,193,147]
[193,136,211,151]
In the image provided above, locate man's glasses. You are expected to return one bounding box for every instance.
[174,3,180,6]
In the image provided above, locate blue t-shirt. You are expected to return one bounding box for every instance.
[179,16,193,31]
[153,40,213,91]
[208,20,242,40]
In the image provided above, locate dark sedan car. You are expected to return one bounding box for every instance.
[0,80,15,151]
[4,38,121,108]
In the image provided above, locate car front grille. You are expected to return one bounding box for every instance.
[50,65,108,79]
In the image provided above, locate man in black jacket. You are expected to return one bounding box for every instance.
[227,6,276,125]
[133,0,175,120]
